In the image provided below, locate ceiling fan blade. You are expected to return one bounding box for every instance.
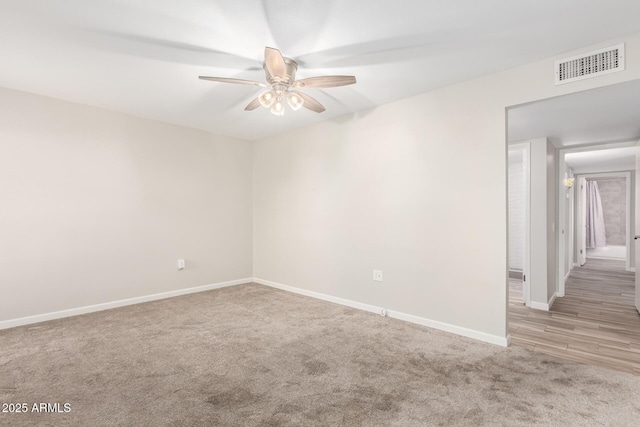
[264,47,287,80]
[291,91,326,113]
[199,76,266,87]
[244,97,261,111]
[293,75,356,88]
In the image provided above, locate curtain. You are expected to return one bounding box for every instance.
[585,180,606,248]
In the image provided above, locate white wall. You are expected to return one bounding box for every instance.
[529,138,553,306]
[546,141,558,302]
[253,31,640,342]
[0,87,253,322]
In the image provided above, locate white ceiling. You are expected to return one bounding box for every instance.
[3,1,640,141]
[508,79,640,147]
[565,147,637,174]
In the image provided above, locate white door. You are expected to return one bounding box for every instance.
[578,177,587,266]
[635,148,640,313]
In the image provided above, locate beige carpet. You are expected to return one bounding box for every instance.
[1,283,639,426]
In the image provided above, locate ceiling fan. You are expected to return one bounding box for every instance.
[199,47,356,116]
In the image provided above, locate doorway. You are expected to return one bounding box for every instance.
[574,172,632,271]
[506,79,640,372]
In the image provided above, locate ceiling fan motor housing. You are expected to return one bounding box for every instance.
[264,57,298,85]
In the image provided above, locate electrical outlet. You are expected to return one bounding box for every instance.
[177,259,185,270]
[373,270,383,282]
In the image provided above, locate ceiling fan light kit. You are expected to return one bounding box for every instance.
[271,95,285,116]
[287,92,304,110]
[199,47,356,116]
[258,91,275,108]
[258,83,303,115]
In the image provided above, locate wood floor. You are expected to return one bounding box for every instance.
[509,258,640,375]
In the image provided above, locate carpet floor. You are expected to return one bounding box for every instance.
[1,283,639,426]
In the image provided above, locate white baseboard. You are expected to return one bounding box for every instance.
[529,301,548,310]
[387,308,509,347]
[564,271,571,283]
[529,292,557,311]
[253,277,509,347]
[549,291,557,307]
[0,278,252,331]
[254,277,382,314]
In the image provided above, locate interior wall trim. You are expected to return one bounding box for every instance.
[253,277,509,347]
[529,291,557,311]
[0,278,252,331]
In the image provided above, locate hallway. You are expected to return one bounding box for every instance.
[509,258,640,374]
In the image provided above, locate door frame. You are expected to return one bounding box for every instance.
[557,141,637,299]
[635,143,640,314]
[556,151,576,298]
[508,142,531,307]
[578,176,587,266]
[574,171,632,271]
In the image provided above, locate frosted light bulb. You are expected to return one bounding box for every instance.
[271,97,284,116]
[287,92,304,111]
[259,91,275,108]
